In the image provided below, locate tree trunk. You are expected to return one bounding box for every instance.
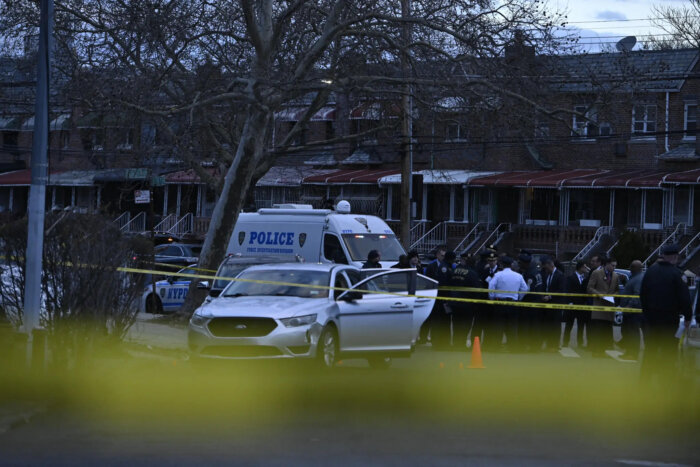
[179,107,271,316]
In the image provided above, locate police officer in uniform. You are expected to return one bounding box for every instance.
[450,253,483,351]
[639,244,692,384]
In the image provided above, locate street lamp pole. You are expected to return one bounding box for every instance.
[23,0,53,350]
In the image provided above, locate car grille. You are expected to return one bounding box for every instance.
[200,345,282,358]
[207,317,277,337]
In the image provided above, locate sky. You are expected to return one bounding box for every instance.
[551,0,693,52]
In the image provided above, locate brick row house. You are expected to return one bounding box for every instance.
[1,47,699,269]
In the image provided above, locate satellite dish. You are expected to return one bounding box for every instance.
[615,36,637,52]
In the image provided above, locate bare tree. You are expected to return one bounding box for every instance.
[1,0,573,314]
[647,1,700,49]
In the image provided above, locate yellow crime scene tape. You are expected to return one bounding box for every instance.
[117,265,642,314]
[439,285,639,300]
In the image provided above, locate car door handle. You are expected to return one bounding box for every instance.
[415,298,431,303]
[391,302,409,309]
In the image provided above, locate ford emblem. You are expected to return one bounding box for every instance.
[235,324,247,330]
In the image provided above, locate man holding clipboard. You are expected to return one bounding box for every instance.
[587,256,620,357]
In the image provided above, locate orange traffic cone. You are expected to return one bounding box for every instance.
[468,336,485,369]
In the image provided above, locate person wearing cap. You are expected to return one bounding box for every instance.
[407,250,422,271]
[541,256,566,352]
[586,256,620,357]
[449,253,483,351]
[362,250,382,269]
[424,249,456,350]
[518,251,544,352]
[639,243,692,384]
[487,256,528,352]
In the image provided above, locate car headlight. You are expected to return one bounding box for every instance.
[279,314,317,328]
[190,310,209,327]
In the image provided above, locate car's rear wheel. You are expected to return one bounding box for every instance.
[145,295,162,314]
[318,326,339,369]
[367,356,392,370]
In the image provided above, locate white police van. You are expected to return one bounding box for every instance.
[226,201,405,268]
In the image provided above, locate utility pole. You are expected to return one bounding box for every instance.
[23,0,53,351]
[399,0,413,250]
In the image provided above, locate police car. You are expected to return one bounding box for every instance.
[188,263,438,368]
[141,265,205,314]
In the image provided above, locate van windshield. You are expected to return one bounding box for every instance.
[341,234,405,262]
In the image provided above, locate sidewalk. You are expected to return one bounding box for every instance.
[125,313,188,351]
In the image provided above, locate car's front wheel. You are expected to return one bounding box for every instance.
[145,295,162,314]
[367,356,392,370]
[318,326,339,369]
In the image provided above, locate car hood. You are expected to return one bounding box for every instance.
[197,296,329,318]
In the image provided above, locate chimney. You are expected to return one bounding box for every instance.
[505,30,535,64]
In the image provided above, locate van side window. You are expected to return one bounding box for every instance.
[323,234,347,264]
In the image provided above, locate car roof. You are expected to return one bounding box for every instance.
[241,263,353,273]
[220,255,299,265]
[157,243,201,248]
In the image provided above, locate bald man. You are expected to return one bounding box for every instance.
[619,260,644,361]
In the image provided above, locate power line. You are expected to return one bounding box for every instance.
[561,15,700,25]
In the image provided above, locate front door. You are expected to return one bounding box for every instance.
[336,270,414,352]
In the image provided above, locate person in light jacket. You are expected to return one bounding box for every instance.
[586,256,620,357]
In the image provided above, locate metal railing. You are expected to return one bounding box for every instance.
[154,214,177,232]
[169,213,193,237]
[643,223,687,268]
[472,223,511,255]
[409,221,447,254]
[409,221,429,247]
[453,222,484,253]
[572,226,613,263]
[121,211,146,233]
[679,230,700,257]
[113,212,131,231]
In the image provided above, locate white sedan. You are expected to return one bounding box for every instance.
[187,263,437,368]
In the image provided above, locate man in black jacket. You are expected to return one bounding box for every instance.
[562,261,590,348]
[450,253,483,351]
[639,244,692,384]
[541,256,565,351]
[518,251,543,352]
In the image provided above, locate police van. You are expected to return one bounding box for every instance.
[226,201,405,268]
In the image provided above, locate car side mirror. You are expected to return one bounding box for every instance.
[340,290,363,302]
[166,276,174,284]
[197,281,210,290]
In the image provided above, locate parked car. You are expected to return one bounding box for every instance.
[209,254,304,298]
[187,263,438,368]
[140,264,209,314]
[153,243,202,268]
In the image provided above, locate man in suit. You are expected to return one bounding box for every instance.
[586,256,620,357]
[450,253,483,351]
[619,260,644,361]
[562,260,590,348]
[518,251,543,352]
[541,256,565,352]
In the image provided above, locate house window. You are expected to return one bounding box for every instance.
[446,122,465,141]
[572,105,597,138]
[325,121,334,140]
[2,131,18,148]
[534,122,550,141]
[59,130,70,149]
[117,128,135,149]
[632,104,656,136]
[685,103,697,138]
[82,129,104,150]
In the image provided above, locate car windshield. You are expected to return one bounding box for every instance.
[222,269,330,298]
[213,264,250,290]
[186,246,202,256]
[342,234,405,261]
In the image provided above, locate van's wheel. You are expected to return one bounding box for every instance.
[146,295,162,314]
[318,326,339,369]
[367,356,392,370]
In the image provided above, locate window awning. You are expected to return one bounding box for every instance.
[0,117,23,130]
[257,166,336,187]
[303,153,337,166]
[561,169,670,188]
[467,169,603,187]
[350,102,401,120]
[303,168,400,185]
[341,149,382,165]
[662,168,700,185]
[379,170,500,185]
[50,114,71,131]
[165,168,218,184]
[311,106,336,121]
[0,169,61,186]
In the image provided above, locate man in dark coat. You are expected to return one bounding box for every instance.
[450,253,483,351]
[362,249,382,269]
[619,260,644,361]
[420,247,453,348]
[639,244,692,384]
[562,260,590,348]
[518,251,543,352]
[541,256,565,351]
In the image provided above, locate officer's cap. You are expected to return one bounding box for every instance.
[518,252,532,263]
[661,243,680,255]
